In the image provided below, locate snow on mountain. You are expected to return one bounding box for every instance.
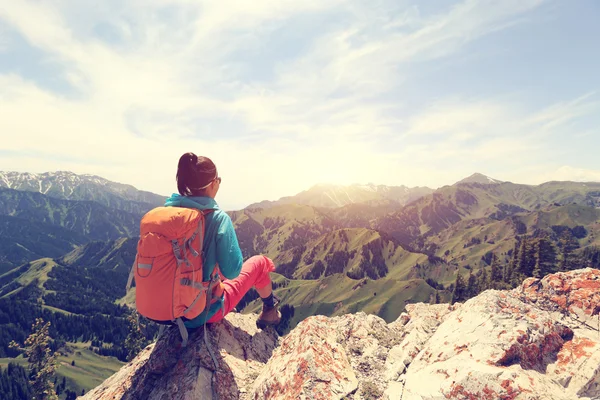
[455,172,503,186]
[0,171,166,213]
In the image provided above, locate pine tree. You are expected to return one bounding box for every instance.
[451,272,466,304]
[65,390,77,400]
[517,237,535,277]
[276,304,296,336]
[0,363,33,400]
[504,240,520,285]
[533,237,557,278]
[539,238,558,275]
[10,318,58,400]
[466,270,477,298]
[490,254,502,287]
[123,312,147,362]
[479,266,489,292]
[532,255,542,278]
[559,230,579,271]
[582,246,600,269]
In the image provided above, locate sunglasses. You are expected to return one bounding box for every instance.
[192,176,221,191]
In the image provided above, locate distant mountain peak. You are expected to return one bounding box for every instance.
[0,170,166,212]
[309,182,341,190]
[246,183,434,209]
[455,173,501,185]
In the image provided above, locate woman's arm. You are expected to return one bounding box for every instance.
[215,212,243,279]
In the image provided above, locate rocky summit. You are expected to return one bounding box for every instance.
[83,268,600,400]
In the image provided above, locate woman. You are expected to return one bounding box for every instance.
[165,152,281,329]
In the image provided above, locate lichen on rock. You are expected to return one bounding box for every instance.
[84,268,600,400]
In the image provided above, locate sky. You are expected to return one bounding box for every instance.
[0,0,599,210]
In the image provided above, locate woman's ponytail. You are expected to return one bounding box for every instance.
[176,152,218,196]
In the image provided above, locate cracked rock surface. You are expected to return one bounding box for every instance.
[84,268,600,399]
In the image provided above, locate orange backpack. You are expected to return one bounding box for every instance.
[126,206,224,346]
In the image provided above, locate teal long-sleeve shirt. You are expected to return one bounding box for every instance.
[164,194,243,327]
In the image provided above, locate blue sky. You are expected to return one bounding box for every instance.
[0,0,599,210]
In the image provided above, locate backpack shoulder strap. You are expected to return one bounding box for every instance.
[125,258,136,292]
[175,318,189,347]
[201,208,216,217]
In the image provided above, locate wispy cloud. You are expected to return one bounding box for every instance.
[0,24,9,52]
[0,0,598,209]
[405,101,508,137]
[526,92,599,131]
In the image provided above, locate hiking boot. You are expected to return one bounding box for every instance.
[256,295,281,329]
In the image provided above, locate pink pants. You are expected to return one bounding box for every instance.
[207,255,275,323]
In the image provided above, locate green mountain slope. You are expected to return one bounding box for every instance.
[520,203,600,230]
[232,180,600,305]
[0,342,125,398]
[273,227,428,281]
[0,238,146,384]
[0,215,85,273]
[324,200,403,228]
[58,237,137,272]
[230,204,337,259]
[374,181,600,249]
[245,273,443,330]
[424,203,600,283]
[0,258,58,298]
[0,237,137,320]
[0,188,141,242]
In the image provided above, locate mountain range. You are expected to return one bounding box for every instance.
[1,170,599,397]
[247,182,434,209]
[0,171,166,214]
[0,187,144,273]
[2,170,600,288]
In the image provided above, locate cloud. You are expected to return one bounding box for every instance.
[0,24,9,52]
[273,0,545,87]
[405,101,508,137]
[2,0,598,210]
[526,92,599,132]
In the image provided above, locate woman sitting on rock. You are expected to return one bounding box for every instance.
[165,152,281,329]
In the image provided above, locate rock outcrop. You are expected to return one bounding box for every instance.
[83,269,600,399]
